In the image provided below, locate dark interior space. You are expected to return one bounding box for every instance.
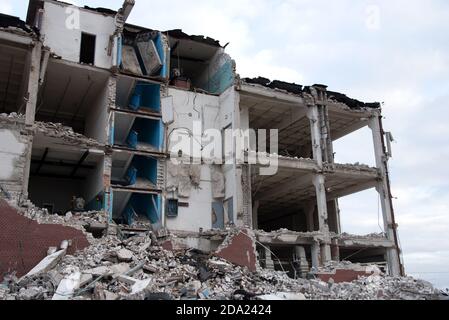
[80,32,96,65]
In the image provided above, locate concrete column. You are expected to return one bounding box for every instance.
[21,135,34,201]
[307,105,323,167]
[103,154,113,223]
[320,244,332,264]
[25,42,42,126]
[309,103,331,265]
[264,247,275,270]
[331,238,340,261]
[311,241,321,269]
[295,246,309,278]
[369,113,402,276]
[252,200,259,229]
[313,175,329,232]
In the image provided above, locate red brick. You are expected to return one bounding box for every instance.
[316,269,375,283]
[0,199,89,281]
[215,229,257,272]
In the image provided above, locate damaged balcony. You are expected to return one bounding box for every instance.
[120,26,236,94]
[120,25,169,80]
[167,30,235,94]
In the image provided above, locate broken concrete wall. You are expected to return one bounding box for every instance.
[0,199,89,281]
[84,76,112,144]
[39,1,116,69]
[0,115,32,203]
[166,162,217,232]
[197,49,235,95]
[215,228,258,272]
[84,157,105,209]
[165,88,230,232]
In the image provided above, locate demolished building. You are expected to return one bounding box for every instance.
[0,0,405,285]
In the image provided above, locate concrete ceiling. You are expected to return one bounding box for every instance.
[252,164,379,217]
[241,91,372,156]
[36,59,109,131]
[242,93,311,156]
[31,135,103,179]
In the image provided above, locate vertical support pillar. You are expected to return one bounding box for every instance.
[320,244,332,264]
[309,103,331,264]
[25,42,42,126]
[331,238,340,261]
[295,246,309,278]
[307,104,323,167]
[311,240,321,269]
[103,153,113,224]
[21,135,34,202]
[369,112,402,276]
[264,247,275,270]
[22,42,42,201]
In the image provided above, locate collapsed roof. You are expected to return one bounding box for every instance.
[243,77,381,110]
[0,13,37,35]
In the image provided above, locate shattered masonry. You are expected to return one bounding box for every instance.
[0,0,437,300]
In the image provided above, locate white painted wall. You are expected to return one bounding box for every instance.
[166,165,214,232]
[41,1,116,69]
[163,87,245,232]
[0,129,27,181]
[85,78,109,143]
[165,88,219,232]
[84,158,105,204]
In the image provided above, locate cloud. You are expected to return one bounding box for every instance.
[0,0,12,14]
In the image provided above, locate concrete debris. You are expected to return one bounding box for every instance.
[116,248,134,262]
[0,113,25,121]
[22,249,67,279]
[52,267,81,300]
[0,231,443,301]
[19,201,108,242]
[34,121,104,148]
[340,232,386,240]
[256,292,306,300]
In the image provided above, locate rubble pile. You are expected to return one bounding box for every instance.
[0,112,25,120]
[340,232,386,239]
[34,121,104,147]
[0,231,442,301]
[19,201,107,241]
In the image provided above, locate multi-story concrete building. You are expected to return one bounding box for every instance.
[0,0,404,277]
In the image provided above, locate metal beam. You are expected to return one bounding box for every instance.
[70,151,89,177]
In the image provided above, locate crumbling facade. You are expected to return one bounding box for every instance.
[0,0,404,280]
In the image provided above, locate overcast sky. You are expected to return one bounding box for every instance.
[2,0,448,289]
